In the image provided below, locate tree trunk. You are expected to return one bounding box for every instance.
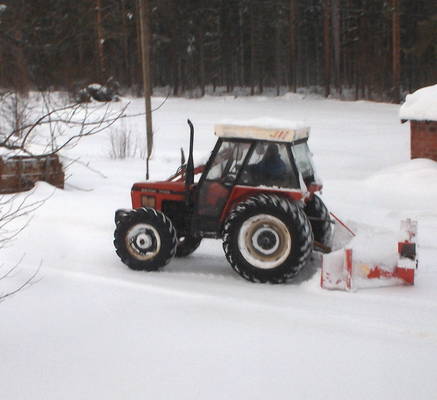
[391,0,401,103]
[275,14,281,96]
[239,5,245,87]
[120,0,131,87]
[323,0,331,98]
[199,29,206,97]
[95,0,106,80]
[250,2,256,95]
[331,0,341,93]
[288,0,297,92]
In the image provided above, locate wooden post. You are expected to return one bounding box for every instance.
[138,0,153,179]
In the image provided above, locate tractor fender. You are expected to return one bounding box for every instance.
[219,186,305,226]
[115,208,132,225]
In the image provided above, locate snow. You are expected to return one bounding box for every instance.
[215,120,309,142]
[88,83,103,91]
[0,142,49,158]
[348,230,398,270]
[400,84,437,121]
[219,117,309,130]
[1,94,437,399]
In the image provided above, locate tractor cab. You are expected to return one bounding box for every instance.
[193,122,320,235]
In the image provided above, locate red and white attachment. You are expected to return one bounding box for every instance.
[321,219,418,291]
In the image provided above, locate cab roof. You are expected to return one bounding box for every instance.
[214,119,310,143]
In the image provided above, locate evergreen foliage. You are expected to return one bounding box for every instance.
[0,0,435,102]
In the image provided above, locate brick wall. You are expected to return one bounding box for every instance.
[410,121,437,161]
[0,155,64,194]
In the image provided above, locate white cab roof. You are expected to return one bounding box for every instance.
[215,118,310,143]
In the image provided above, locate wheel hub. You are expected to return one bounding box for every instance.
[126,223,161,261]
[135,231,154,251]
[238,214,292,270]
[253,228,280,255]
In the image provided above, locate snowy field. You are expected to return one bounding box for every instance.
[1,94,437,399]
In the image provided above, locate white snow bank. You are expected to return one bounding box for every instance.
[364,158,437,211]
[400,84,437,121]
[218,117,309,130]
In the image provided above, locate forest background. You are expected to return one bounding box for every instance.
[0,0,435,103]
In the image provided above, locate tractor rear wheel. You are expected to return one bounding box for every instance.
[304,194,332,246]
[176,235,202,257]
[223,194,313,283]
[114,208,177,271]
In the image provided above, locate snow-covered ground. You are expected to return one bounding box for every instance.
[1,94,437,400]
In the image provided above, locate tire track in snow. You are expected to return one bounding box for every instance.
[44,265,437,346]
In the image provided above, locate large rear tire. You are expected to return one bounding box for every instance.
[304,194,332,246]
[223,194,313,283]
[114,208,177,271]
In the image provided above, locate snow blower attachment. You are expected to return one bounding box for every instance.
[321,219,418,291]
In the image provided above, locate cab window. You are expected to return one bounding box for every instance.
[240,142,298,188]
[206,141,251,182]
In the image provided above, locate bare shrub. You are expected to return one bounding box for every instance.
[0,95,128,157]
[109,123,147,159]
[0,92,128,301]
[0,91,33,138]
[0,191,45,302]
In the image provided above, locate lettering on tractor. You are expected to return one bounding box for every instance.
[113,119,333,283]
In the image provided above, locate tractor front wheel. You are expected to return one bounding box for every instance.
[223,194,313,283]
[114,208,177,271]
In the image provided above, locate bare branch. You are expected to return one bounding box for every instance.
[0,263,41,303]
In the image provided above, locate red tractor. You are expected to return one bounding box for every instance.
[114,120,332,283]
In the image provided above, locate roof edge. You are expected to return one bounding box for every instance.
[214,124,310,143]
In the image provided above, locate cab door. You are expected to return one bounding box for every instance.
[194,140,252,234]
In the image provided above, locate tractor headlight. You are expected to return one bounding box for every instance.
[141,195,156,208]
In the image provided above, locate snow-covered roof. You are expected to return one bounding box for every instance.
[400,84,437,122]
[215,118,310,143]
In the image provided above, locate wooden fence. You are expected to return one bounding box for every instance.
[0,155,64,194]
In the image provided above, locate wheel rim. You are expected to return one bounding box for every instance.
[126,223,161,261]
[238,214,292,269]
